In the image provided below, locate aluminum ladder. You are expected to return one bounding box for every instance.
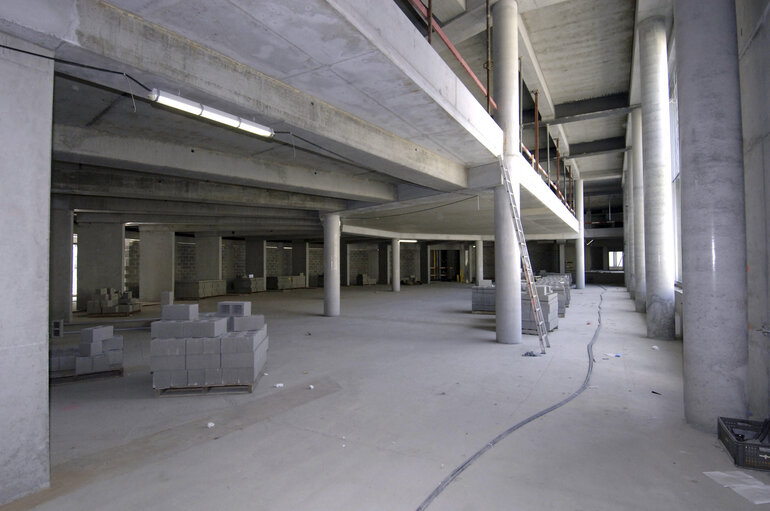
[499,156,550,353]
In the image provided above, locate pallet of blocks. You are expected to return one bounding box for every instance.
[50,325,124,381]
[87,288,141,315]
[150,301,268,396]
[521,285,559,333]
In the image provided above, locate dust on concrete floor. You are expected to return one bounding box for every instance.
[4,283,767,510]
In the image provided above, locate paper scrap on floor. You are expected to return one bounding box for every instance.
[705,470,770,504]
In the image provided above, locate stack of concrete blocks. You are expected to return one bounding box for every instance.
[161,291,174,305]
[49,348,77,374]
[267,274,305,290]
[150,301,268,390]
[232,276,266,293]
[356,274,377,285]
[520,286,559,333]
[74,325,124,375]
[87,288,141,314]
[174,280,227,299]
[471,284,496,313]
[539,275,570,316]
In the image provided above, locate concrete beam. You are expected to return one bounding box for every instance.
[580,169,624,181]
[52,164,346,212]
[58,0,468,191]
[567,137,629,159]
[75,212,321,229]
[342,224,494,241]
[53,125,396,203]
[523,94,634,127]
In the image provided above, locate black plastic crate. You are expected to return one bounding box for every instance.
[718,416,770,471]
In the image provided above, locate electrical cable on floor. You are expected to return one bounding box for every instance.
[416,286,607,511]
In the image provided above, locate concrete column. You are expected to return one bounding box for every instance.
[139,228,175,302]
[195,235,221,281]
[378,242,389,285]
[475,239,484,283]
[558,242,566,274]
[245,238,266,277]
[0,36,53,505]
[624,162,635,297]
[676,0,748,431]
[323,214,340,316]
[639,16,675,339]
[391,239,401,292]
[575,180,586,289]
[49,201,73,323]
[493,0,522,344]
[291,239,309,287]
[632,109,646,312]
[76,222,125,310]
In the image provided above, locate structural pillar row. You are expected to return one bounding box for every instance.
[323,214,340,317]
[632,108,646,313]
[392,239,401,292]
[492,0,522,344]
[575,179,585,289]
[639,16,676,339]
[624,160,635,297]
[676,0,748,431]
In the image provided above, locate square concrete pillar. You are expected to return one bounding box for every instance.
[291,239,308,287]
[76,222,125,311]
[0,35,53,505]
[139,228,175,302]
[49,200,73,323]
[195,235,221,281]
[245,238,266,278]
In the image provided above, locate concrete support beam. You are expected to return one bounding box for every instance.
[292,240,309,287]
[575,179,585,289]
[50,202,73,323]
[677,0,748,431]
[139,229,175,302]
[566,137,629,160]
[476,239,484,283]
[195,235,221,281]
[392,239,401,292]
[0,35,52,506]
[53,126,396,203]
[245,238,267,278]
[639,16,675,339]
[323,214,341,317]
[493,0,522,344]
[76,223,125,310]
[632,109,646,313]
[52,165,346,212]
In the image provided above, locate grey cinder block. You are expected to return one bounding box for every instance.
[217,301,251,317]
[228,315,266,332]
[221,327,266,354]
[222,367,257,385]
[205,368,223,386]
[151,320,186,339]
[161,303,199,321]
[161,290,174,305]
[92,354,110,372]
[75,356,93,375]
[106,349,123,366]
[150,338,186,357]
[153,370,188,389]
[79,341,103,357]
[187,369,205,386]
[102,336,123,351]
[182,317,227,338]
[60,355,76,371]
[151,355,186,371]
[81,325,114,343]
[221,351,255,369]
[186,353,221,370]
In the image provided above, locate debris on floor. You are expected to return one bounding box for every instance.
[308,385,314,390]
[652,345,660,350]
[207,422,215,429]
[651,390,662,395]
[522,351,541,357]
[274,383,284,388]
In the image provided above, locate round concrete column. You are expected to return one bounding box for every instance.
[624,163,635,297]
[323,213,340,317]
[475,239,484,283]
[391,239,401,292]
[632,109,646,313]
[492,0,522,344]
[676,0,748,431]
[639,17,675,339]
[575,179,585,289]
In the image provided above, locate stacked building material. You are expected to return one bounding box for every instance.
[471,284,496,313]
[538,275,570,316]
[232,276,266,293]
[74,325,124,375]
[87,288,141,315]
[521,286,559,333]
[266,275,306,290]
[150,301,268,391]
[356,274,377,285]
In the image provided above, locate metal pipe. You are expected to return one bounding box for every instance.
[546,125,551,181]
[486,0,492,114]
[534,90,540,172]
[427,0,433,44]
[555,138,560,194]
[407,0,497,109]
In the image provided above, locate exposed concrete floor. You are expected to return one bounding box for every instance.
[4,284,768,510]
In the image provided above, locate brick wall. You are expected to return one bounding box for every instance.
[401,246,419,278]
[222,239,246,280]
[176,240,196,281]
[124,239,140,297]
[309,247,323,286]
[266,244,293,277]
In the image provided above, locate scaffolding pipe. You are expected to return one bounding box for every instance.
[485,0,492,113]
[534,90,540,172]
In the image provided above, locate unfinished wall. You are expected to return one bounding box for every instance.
[309,246,323,286]
[266,245,292,276]
[124,238,140,297]
[0,35,53,505]
[175,239,196,281]
[738,0,770,417]
[222,238,246,282]
[401,245,420,278]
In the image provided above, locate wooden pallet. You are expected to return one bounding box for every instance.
[50,368,124,384]
[155,383,254,397]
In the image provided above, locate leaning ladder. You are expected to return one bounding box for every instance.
[499,156,550,354]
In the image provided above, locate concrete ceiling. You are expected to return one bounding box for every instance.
[3,0,644,241]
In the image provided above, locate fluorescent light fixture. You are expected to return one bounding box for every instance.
[400,239,418,243]
[200,105,240,127]
[150,88,274,138]
[238,118,274,138]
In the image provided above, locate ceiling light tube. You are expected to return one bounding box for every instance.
[238,118,274,138]
[150,89,202,116]
[200,105,240,127]
[400,239,418,243]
